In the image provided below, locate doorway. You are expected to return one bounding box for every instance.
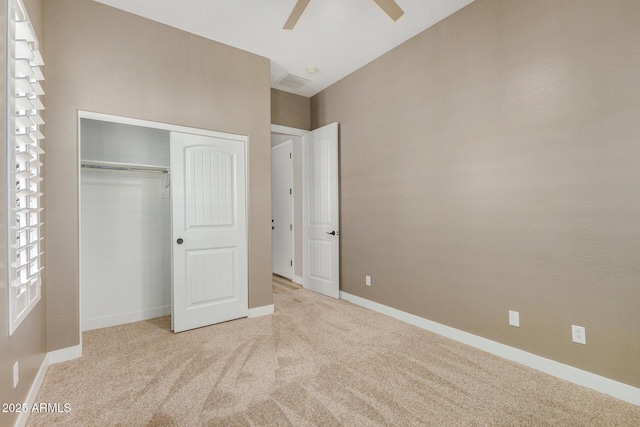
[271,125,306,285]
[271,140,293,279]
[270,123,340,297]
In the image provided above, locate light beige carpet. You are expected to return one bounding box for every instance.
[29,284,639,426]
[272,274,303,294]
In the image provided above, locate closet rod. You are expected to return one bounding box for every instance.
[81,161,169,173]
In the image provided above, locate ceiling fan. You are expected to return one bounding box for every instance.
[283,0,405,30]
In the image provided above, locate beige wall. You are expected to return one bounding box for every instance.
[271,88,310,130]
[312,0,640,387]
[44,0,272,351]
[0,1,47,425]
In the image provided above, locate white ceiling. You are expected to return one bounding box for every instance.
[93,0,475,97]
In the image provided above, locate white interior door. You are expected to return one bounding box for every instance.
[171,131,248,333]
[303,123,339,298]
[272,141,294,279]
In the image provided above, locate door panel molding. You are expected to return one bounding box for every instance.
[303,123,340,299]
[171,131,248,333]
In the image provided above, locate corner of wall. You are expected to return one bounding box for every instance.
[271,88,311,131]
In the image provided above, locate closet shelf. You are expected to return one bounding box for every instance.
[81,160,169,173]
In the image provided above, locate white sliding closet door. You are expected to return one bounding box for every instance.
[171,132,248,333]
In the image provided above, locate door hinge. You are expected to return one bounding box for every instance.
[290,260,293,266]
[289,188,292,195]
[289,152,292,159]
[290,224,292,231]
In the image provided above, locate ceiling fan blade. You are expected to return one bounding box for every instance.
[371,0,404,21]
[283,0,311,30]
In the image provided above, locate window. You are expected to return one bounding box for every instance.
[7,0,45,334]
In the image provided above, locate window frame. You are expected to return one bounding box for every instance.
[7,0,45,335]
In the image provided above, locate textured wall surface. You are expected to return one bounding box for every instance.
[271,88,311,130]
[44,0,272,351]
[312,0,640,387]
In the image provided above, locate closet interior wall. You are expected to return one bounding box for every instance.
[80,118,171,331]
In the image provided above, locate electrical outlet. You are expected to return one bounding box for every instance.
[509,310,520,327]
[13,361,19,388]
[365,275,371,286]
[572,325,586,344]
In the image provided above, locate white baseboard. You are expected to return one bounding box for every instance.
[82,306,171,331]
[340,291,640,406]
[48,344,83,365]
[13,354,49,427]
[292,275,304,285]
[13,344,82,427]
[248,304,274,318]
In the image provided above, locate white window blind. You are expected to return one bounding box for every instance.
[7,0,45,335]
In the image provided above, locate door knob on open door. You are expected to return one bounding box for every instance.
[176,238,184,244]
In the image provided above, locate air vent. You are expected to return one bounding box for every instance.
[275,73,311,90]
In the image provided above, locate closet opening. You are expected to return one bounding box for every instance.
[80,117,171,331]
[79,112,250,333]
